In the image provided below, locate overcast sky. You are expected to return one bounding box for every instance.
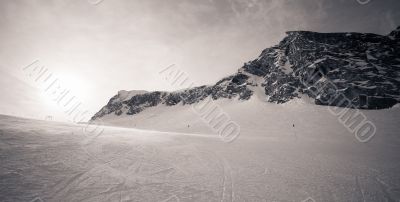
[0,0,399,121]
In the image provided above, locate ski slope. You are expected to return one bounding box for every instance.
[1,98,400,201]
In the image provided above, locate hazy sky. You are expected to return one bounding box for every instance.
[1,0,399,121]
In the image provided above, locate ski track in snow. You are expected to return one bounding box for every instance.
[1,108,400,201]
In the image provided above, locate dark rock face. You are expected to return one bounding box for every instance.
[91,72,255,120]
[389,26,400,40]
[366,96,398,109]
[243,29,400,108]
[91,28,400,120]
[126,92,164,115]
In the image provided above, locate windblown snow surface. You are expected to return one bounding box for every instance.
[1,96,400,201]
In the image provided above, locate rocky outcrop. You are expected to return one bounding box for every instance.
[242,28,400,108]
[91,27,400,120]
[91,73,254,120]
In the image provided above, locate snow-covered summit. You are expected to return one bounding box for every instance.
[116,90,148,102]
[92,27,400,121]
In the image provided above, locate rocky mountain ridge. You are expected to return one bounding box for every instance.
[91,27,400,121]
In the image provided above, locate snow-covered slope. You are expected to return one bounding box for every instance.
[92,27,400,123]
[1,105,400,201]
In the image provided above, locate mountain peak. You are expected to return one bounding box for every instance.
[388,26,400,40]
[92,28,400,121]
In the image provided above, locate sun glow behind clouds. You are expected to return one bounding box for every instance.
[31,69,93,122]
[56,71,90,100]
